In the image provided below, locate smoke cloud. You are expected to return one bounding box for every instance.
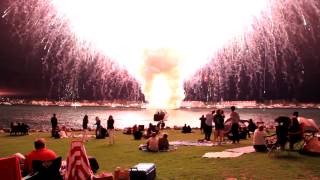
[140,49,185,109]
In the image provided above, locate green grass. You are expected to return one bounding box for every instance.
[1,130,320,180]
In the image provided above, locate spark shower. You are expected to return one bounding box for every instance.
[2,0,320,108]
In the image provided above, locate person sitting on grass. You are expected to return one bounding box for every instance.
[182,124,192,133]
[133,124,143,140]
[24,138,57,174]
[58,125,69,138]
[253,125,268,152]
[147,132,159,152]
[247,119,257,138]
[288,112,303,150]
[158,133,169,151]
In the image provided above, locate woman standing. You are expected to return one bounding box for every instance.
[107,115,115,144]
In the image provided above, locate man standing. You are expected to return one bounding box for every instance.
[230,106,240,143]
[51,114,58,137]
[199,115,206,134]
[82,114,89,142]
[204,111,215,141]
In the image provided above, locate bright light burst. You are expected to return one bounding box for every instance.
[53,0,267,72]
[3,0,269,109]
[50,0,268,108]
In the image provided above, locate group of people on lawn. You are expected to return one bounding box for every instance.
[50,113,115,144]
[253,111,303,152]
[7,107,307,179]
[200,107,303,152]
[200,106,242,145]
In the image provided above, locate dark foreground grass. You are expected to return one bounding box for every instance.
[1,130,320,180]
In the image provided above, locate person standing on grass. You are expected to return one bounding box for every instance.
[204,110,215,141]
[51,114,58,137]
[230,106,240,144]
[82,114,89,142]
[199,115,206,134]
[213,109,225,145]
[107,115,115,144]
[95,116,102,138]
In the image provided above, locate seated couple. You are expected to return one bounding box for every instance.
[182,124,192,133]
[146,132,169,152]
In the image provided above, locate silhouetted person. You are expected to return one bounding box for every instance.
[199,115,206,134]
[230,106,240,143]
[182,124,188,133]
[288,112,303,150]
[182,124,192,133]
[82,114,89,142]
[158,133,169,151]
[95,116,102,138]
[51,114,58,137]
[275,116,290,150]
[247,119,257,138]
[133,124,143,140]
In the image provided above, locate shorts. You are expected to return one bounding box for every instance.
[214,129,224,136]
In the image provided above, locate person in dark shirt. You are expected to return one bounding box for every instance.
[51,114,58,137]
[107,115,115,144]
[247,119,257,138]
[199,115,206,134]
[82,115,89,142]
[288,112,303,150]
[213,109,225,144]
[158,133,169,151]
[95,116,102,138]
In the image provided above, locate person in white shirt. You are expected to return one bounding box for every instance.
[204,111,215,141]
[253,125,268,152]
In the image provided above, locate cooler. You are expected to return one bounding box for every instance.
[130,163,156,180]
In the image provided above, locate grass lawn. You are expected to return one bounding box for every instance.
[1,130,320,180]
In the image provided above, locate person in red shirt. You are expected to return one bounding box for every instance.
[24,138,57,173]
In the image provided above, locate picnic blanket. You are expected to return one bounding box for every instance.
[224,146,256,154]
[139,144,177,152]
[202,152,244,158]
[72,134,96,138]
[202,146,255,158]
[170,140,232,147]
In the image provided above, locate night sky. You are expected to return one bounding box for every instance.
[1,0,320,102]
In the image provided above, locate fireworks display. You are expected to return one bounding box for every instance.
[1,0,320,108]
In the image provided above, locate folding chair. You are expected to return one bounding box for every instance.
[29,157,63,180]
[0,156,22,180]
[65,141,94,180]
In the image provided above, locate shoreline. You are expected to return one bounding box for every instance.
[1,99,320,109]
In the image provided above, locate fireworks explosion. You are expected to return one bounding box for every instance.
[2,0,320,108]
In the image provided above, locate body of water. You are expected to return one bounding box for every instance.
[0,105,320,130]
